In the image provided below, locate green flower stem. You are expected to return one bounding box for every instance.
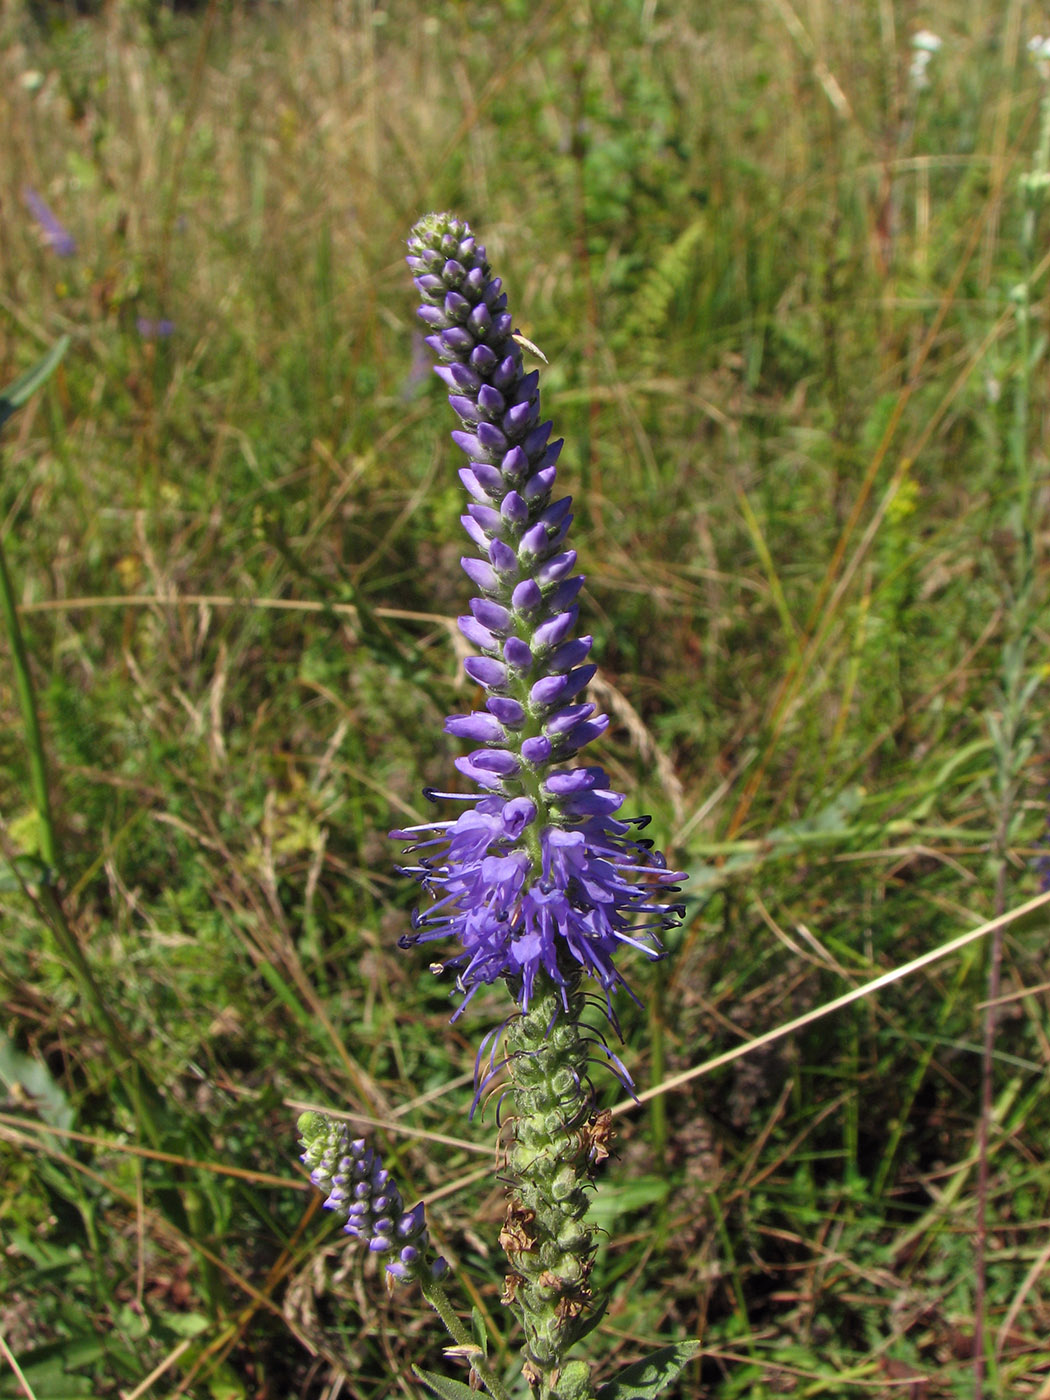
[1,346,223,1305]
[0,343,125,1047]
[501,972,605,1400]
[0,530,129,1071]
[1,458,219,1299]
[973,72,1050,1399]
[420,1277,515,1400]
[0,530,58,872]
[1014,82,1050,568]
[0,525,159,1123]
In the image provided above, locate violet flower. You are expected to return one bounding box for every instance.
[23,187,76,258]
[136,317,176,339]
[393,213,684,1028]
[298,1111,445,1283]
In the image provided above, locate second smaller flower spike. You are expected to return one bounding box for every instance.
[23,187,76,258]
[393,213,686,1030]
[298,1112,446,1283]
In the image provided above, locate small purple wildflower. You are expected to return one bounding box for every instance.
[136,317,176,339]
[298,1111,446,1283]
[23,186,76,258]
[393,213,685,1027]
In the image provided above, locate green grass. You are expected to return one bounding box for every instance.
[1,1,1049,1397]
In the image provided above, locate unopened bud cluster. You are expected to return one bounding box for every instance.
[298,1111,445,1283]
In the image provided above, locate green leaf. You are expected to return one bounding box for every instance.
[597,1342,701,1400]
[588,1174,670,1230]
[553,1361,595,1399]
[0,1032,74,1130]
[471,1305,488,1356]
[568,1292,608,1346]
[206,1362,247,1400]
[0,336,70,430]
[0,1333,101,1398]
[164,1310,210,1339]
[413,1367,478,1400]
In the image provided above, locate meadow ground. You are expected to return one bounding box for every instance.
[1,1,1049,1396]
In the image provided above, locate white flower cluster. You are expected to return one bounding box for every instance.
[1029,34,1050,81]
[910,29,943,92]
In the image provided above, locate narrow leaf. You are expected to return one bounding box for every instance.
[471,1305,488,1356]
[0,335,70,430]
[568,1291,608,1345]
[597,1342,701,1400]
[413,1366,478,1400]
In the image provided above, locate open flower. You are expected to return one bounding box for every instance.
[392,213,684,1026]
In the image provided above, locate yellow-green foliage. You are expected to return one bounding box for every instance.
[615,217,708,365]
[1,2,1048,1398]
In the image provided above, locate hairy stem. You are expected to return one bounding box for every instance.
[501,972,606,1399]
[421,1278,515,1400]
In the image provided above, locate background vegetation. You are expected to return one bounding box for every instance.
[1,0,1049,1396]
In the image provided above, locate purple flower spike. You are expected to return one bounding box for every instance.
[23,186,76,257]
[393,213,685,1027]
[298,1112,445,1284]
